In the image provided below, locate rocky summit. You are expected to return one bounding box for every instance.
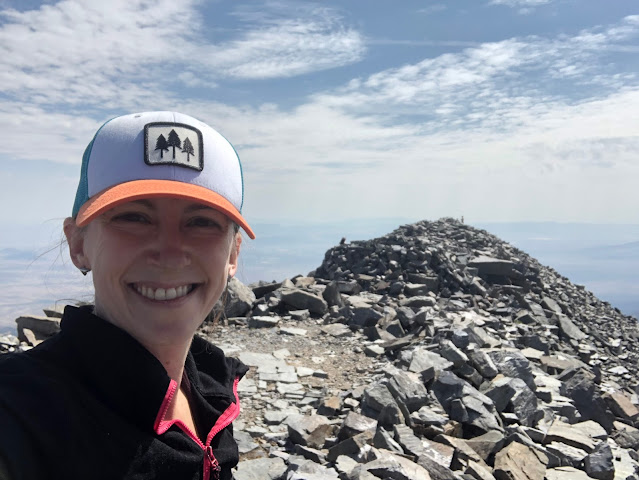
[4,218,639,480]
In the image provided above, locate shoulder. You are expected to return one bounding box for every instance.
[0,354,54,480]
[0,336,92,440]
[187,335,249,399]
[0,335,74,394]
[0,407,43,480]
[190,334,249,380]
[0,346,77,427]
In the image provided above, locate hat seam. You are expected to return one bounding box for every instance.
[218,131,245,212]
[72,116,118,218]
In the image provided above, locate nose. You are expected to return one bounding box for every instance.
[147,222,191,269]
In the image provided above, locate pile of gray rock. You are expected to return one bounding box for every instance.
[4,218,639,480]
[0,304,66,353]
[227,218,639,480]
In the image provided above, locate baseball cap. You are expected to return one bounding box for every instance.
[71,111,255,239]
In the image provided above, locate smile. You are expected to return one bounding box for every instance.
[132,284,196,301]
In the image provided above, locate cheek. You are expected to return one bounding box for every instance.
[205,245,234,287]
[84,231,136,281]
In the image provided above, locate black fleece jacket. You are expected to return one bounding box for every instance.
[0,305,248,480]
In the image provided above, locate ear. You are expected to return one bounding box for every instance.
[63,217,88,270]
[227,232,242,278]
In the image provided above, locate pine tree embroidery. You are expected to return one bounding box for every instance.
[155,134,169,159]
[182,137,194,162]
[167,129,181,160]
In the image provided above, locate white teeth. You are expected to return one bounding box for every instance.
[134,284,193,301]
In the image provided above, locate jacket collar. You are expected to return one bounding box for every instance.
[56,305,246,432]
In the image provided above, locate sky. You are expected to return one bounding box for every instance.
[1,0,639,234]
[1,0,639,329]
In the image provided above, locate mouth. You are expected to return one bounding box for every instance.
[130,283,197,301]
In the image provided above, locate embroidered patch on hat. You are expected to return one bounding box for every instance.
[144,122,204,171]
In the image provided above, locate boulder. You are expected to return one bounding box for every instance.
[280,288,328,316]
[223,277,256,317]
[16,315,60,342]
[493,441,547,480]
[286,414,333,449]
[234,457,287,480]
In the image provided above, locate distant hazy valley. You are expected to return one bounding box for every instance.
[1,220,638,333]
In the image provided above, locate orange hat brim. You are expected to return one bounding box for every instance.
[75,180,255,239]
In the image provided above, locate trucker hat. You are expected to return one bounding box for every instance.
[71,111,255,239]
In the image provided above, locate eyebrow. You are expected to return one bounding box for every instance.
[128,200,217,214]
[184,204,217,213]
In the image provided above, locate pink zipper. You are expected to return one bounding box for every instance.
[204,446,221,480]
[154,377,242,480]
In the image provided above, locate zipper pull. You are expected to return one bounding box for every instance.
[206,446,221,480]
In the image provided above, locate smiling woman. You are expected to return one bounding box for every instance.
[0,112,255,480]
[65,198,241,352]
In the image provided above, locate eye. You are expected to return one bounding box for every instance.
[111,212,151,224]
[187,216,223,229]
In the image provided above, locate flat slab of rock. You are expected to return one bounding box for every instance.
[468,256,517,277]
[280,326,307,336]
[400,296,436,308]
[259,369,298,383]
[493,441,547,480]
[234,457,287,480]
[357,449,432,480]
[321,324,352,337]
[327,430,374,463]
[42,304,66,318]
[557,315,588,341]
[280,289,328,315]
[338,411,377,441]
[286,414,332,448]
[248,316,280,328]
[16,315,60,342]
[544,420,607,453]
[606,391,639,421]
[239,352,288,369]
[365,344,385,357]
[409,348,453,374]
[545,466,591,479]
[539,354,584,372]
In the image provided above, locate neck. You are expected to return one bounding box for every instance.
[91,302,194,382]
[145,339,199,438]
[143,341,192,383]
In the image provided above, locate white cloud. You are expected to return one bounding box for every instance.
[489,0,552,5]
[0,0,365,107]
[188,15,639,224]
[488,0,553,15]
[417,4,447,15]
[0,102,103,163]
[154,89,639,225]
[489,0,553,8]
[0,0,199,107]
[1,6,639,226]
[203,16,364,79]
[312,16,639,135]
[219,2,365,78]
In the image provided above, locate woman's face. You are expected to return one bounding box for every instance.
[64,197,241,347]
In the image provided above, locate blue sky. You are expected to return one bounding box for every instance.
[1,0,638,235]
[1,0,639,328]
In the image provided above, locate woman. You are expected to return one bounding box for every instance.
[0,112,256,479]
